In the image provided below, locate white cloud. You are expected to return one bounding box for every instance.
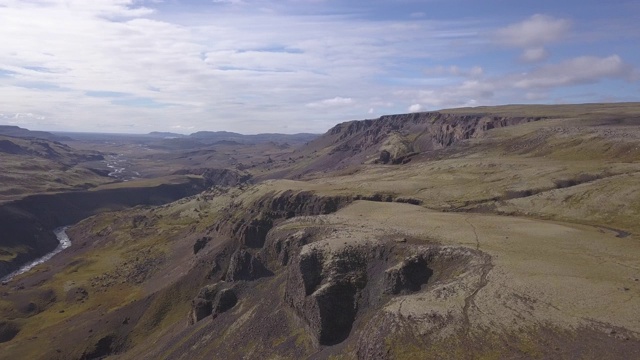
[306,97,354,108]
[399,79,495,110]
[0,0,488,133]
[0,3,637,134]
[496,14,570,62]
[408,104,422,112]
[211,0,247,6]
[398,54,637,110]
[525,92,547,100]
[424,65,484,78]
[513,55,634,89]
[496,14,570,47]
[520,47,548,62]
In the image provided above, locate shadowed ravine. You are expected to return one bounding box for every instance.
[1,227,71,283]
[0,177,208,279]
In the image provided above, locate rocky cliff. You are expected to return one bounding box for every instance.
[107,187,497,359]
[265,112,543,178]
[324,112,542,163]
[169,188,495,358]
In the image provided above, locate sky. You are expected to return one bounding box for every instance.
[0,0,639,134]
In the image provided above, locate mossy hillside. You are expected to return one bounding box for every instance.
[385,323,637,360]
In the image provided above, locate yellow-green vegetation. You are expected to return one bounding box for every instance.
[0,246,27,262]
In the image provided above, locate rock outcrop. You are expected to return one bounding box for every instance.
[189,283,239,324]
[215,190,352,251]
[172,168,253,187]
[285,240,373,345]
[327,112,541,152]
[225,249,271,281]
[189,190,354,324]
[283,235,491,347]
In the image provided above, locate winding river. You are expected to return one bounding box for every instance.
[105,154,140,181]
[1,227,71,282]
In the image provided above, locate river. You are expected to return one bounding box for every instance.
[1,227,71,283]
[105,154,140,181]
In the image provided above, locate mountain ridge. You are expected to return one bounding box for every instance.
[0,125,72,142]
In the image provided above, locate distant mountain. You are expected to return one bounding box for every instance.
[147,131,186,138]
[0,125,72,141]
[188,131,318,144]
[0,134,103,162]
[0,126,318,146]
[190,130,240,138]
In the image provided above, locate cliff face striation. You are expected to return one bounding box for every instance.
[325,112,542,163]
[265,112,543,178]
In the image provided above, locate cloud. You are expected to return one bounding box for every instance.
[520,47,548,62]
[0,0,490,133]
[402,80,495,110]
[513,55,634,89]
[0,2,637,134]
[0,112,48,126]
[211,0,247,5]
[408,104,422,112]
[496,14,570,62]
[306,97,354,108]
[399,54,637,110]
[496,14,570,47]
[424,65,484,78]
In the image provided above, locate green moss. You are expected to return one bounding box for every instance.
[0,246,25,261]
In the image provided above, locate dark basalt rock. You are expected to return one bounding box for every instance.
[213,288,237,315]
[172,168,253,188]
[190,284,219,324]
[284,241,490,348]
[191,298,213,323]
[379,150,391,164]
[226,249,272,282]
[285,245,369,346]
[80,334,115,360]
[383,255,434,295]
[211,191,353,261]
[193,236,212,255]
[190,285,238,324]
[0,321,20,343]
[240,219,273,248]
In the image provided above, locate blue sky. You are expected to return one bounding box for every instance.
[0,0,639,134]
